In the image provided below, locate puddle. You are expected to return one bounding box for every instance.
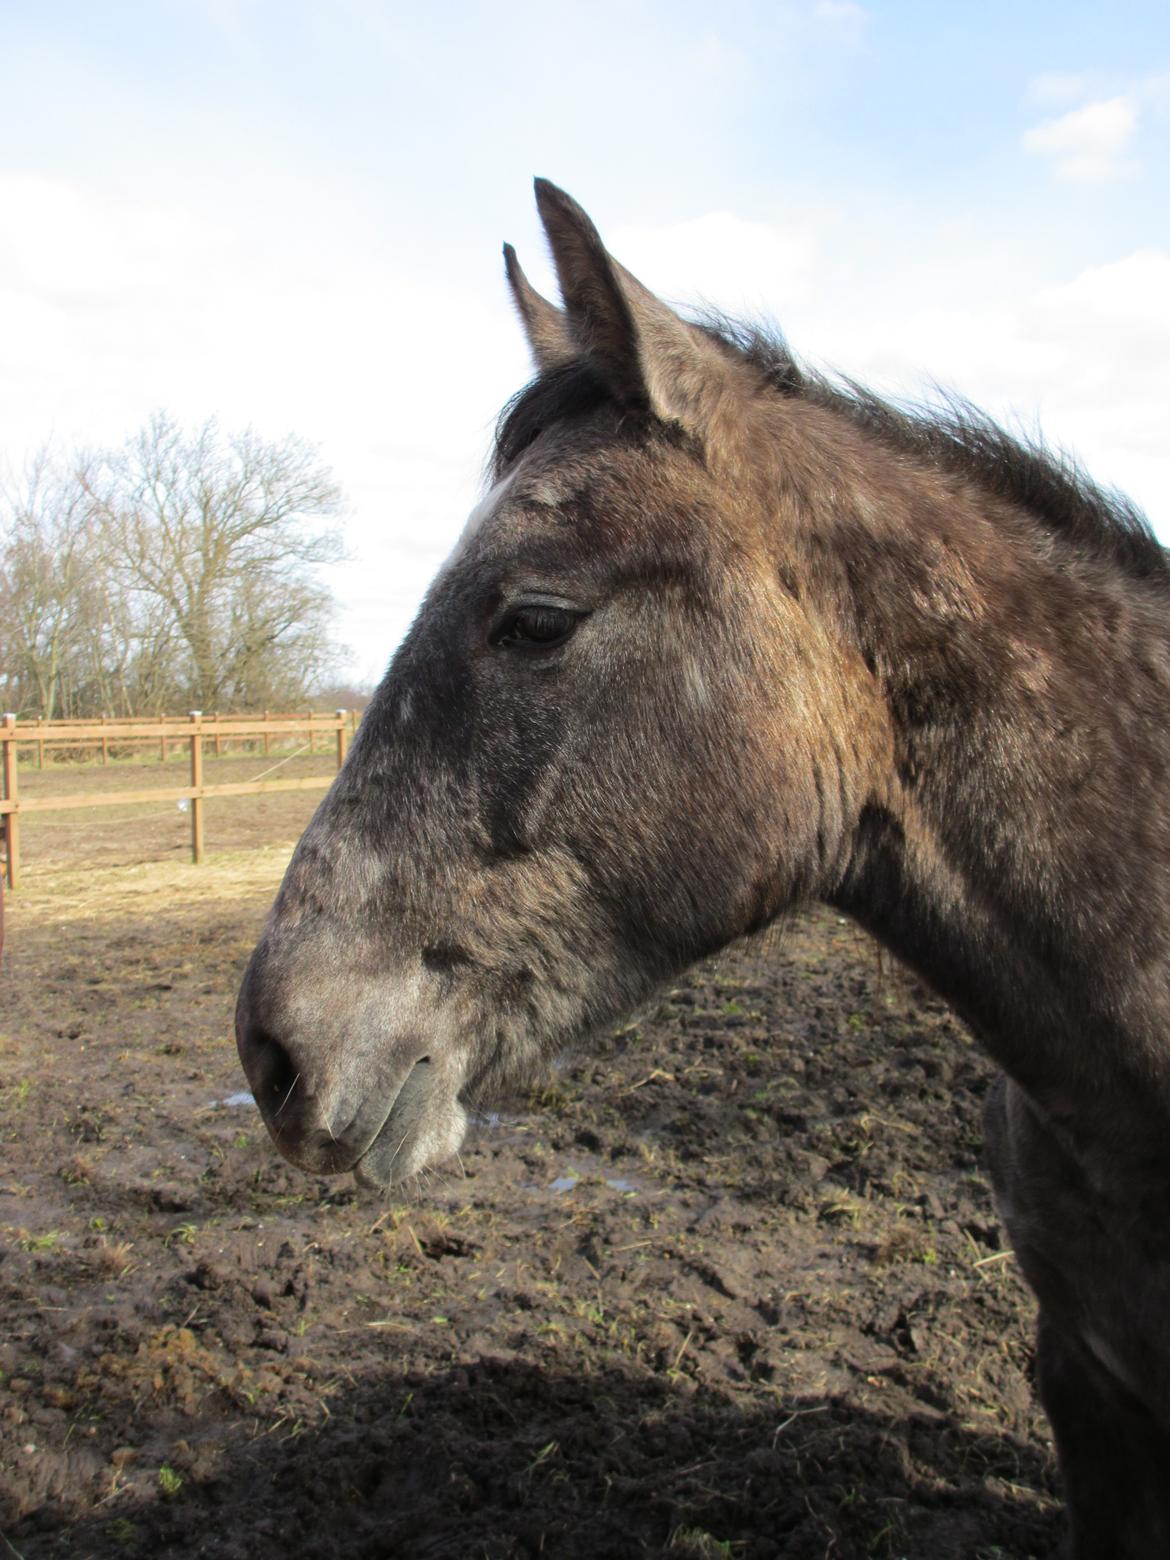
[541,1170,641,1195]
[470,1110,528,1131]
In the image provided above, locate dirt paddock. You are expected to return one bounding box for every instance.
[0,775,1060,1558]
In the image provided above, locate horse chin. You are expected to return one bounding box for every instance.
[352,1056,469,1190]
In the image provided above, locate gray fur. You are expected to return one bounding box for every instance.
[238,180,1170,1557]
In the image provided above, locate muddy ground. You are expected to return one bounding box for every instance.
[0,765,1061,1559]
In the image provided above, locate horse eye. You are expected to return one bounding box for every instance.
[491,604,580,651]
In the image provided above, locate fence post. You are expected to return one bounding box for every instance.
[161,718,168,764]
[36,715,44,770]
[189,711,205,865]
[214,712,222,759]
[336,710,349,771]
[3,714,19,891]
[100,714,109,767]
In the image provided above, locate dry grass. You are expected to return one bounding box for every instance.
[12,842,297,920]
[10,749,336,875]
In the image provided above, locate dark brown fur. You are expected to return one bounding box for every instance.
[237,182,1170,1557]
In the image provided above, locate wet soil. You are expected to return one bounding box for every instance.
[1,809,1061,1558]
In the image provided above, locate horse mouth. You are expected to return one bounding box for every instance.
[353,1056,469,1190]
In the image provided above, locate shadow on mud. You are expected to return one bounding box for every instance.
[14,1355,1060,1560]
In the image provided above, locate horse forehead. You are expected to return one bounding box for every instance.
[461,459,642,563]
[457,468,573,547]
[457,471,518,550]
[464,431,736,575]
[511,439,708,535]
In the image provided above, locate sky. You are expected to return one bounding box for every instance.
[1,1,1168,684]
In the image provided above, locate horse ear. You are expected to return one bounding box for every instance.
[503,243,576,372]
[533,178,736,433]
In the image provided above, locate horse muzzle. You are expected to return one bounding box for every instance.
[234,946,469,1185]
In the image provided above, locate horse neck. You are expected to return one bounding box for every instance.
[809,453,1170,1135]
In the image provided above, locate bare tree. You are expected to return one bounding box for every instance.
[86,414,345,710]
[2,417,347,720]
[0,451,105,719]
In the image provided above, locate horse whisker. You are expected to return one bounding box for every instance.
[274,1072,301,1121]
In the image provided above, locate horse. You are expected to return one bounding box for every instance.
[236,180,1170,1557]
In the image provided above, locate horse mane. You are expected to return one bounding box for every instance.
[494,318,1169,587]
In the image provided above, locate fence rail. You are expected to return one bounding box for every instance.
[10,707,359,765]
[0,710,355,890]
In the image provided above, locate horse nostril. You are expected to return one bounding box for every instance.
[241,1026,301,1120]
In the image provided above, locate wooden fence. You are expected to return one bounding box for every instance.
[10,708,357,767]
[0,710,357,890]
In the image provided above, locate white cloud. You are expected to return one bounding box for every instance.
[1026,72,1093,107]
[682,31,749,83]
[1023,95,1138,181]
[1022,251,1170,476]
[0,173,526,683]
[803,248,1170,530]
[610,211,819,320]
[811,0,868,41]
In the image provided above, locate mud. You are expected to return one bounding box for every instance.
[1,827,1060,1558]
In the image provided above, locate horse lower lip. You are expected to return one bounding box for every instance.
[275,1060,430,1175]
[354,1120,409,1188]
[353,1056,471,1190]
[354,1060,432,1170]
